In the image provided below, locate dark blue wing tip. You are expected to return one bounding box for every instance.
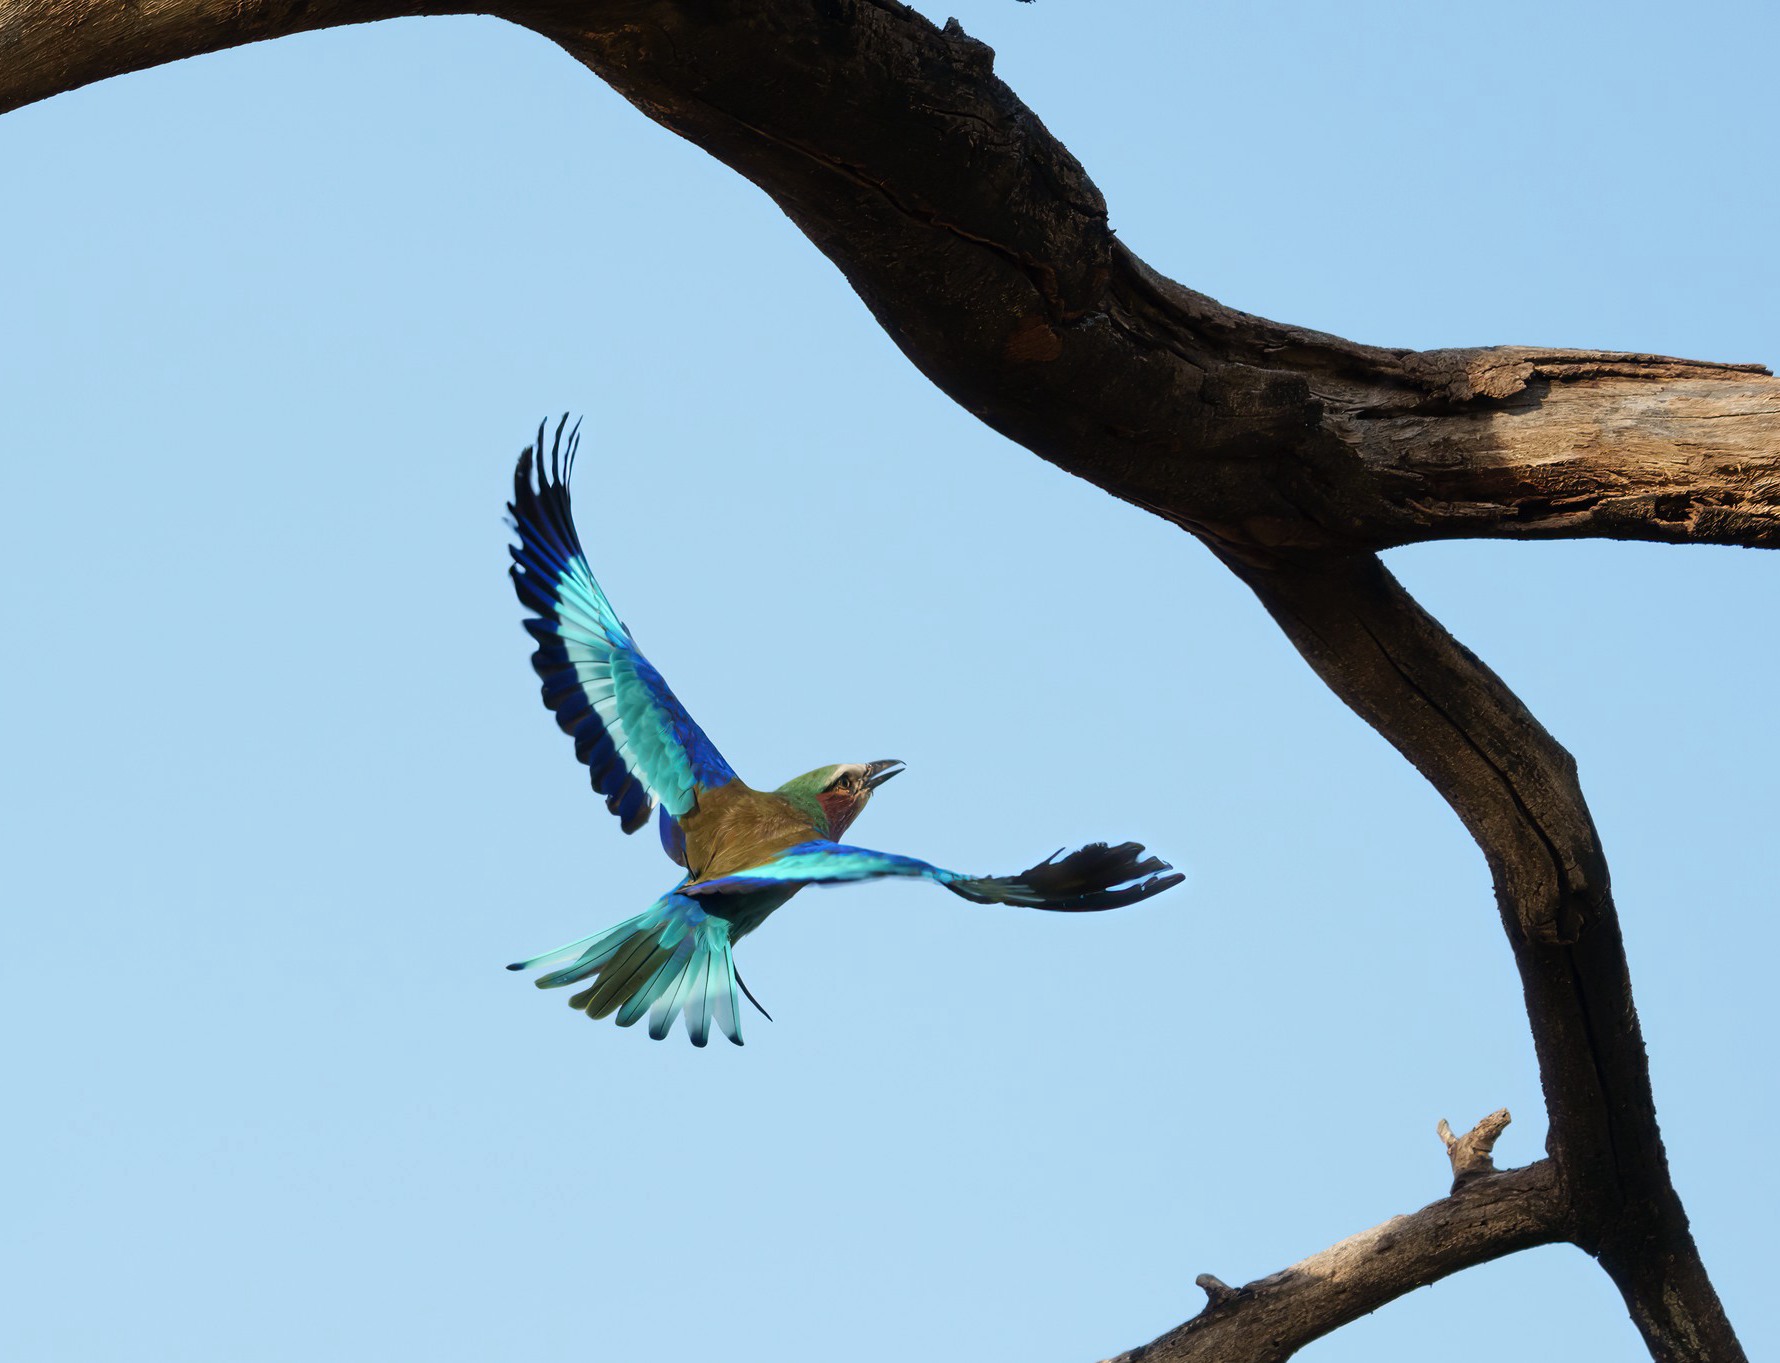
[511,413,579,508]
[504,961,525,971]
[1007,841,1187,911]
[545,413,580,487]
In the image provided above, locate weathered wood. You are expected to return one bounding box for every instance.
[1221,548,1743,1362]
[525,2,1780,557]
[12,1,1775,551]
[0,0,477,115]
[1104,1157,1568,1363]
[0,2,1759,1359]
[1439,1109,1513,1191]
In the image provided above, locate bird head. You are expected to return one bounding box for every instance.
[777,759,904,840]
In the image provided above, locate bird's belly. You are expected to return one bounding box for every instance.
[704,884,802,942]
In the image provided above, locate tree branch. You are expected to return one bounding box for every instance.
[1102,1150,1567,1363]
[524,1,1780,556]
[19,1,1772,555]
[0,0,477,116]
[1223,548,1745,1362]
[1,0,1760,1358]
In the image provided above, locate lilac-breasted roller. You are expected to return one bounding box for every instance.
[504,417,1184,1045]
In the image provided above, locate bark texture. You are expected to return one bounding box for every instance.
[2,1,1764,1360]
[1439,1109,1513,1191]
[0,0,478,113]
[1102,1131,1568,1363]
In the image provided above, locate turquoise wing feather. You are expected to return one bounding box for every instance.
[683,840,1183,912]
[509,417,736,840]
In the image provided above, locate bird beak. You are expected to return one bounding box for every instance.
[864,759,906,790]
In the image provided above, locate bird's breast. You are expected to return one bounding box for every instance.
[682,783,822,882]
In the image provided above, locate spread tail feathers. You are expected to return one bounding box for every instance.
[506,895,745,1046]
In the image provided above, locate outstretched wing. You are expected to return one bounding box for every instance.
[509,416,736,840]
[684,839,1182,912]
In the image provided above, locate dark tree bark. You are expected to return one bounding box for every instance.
[1102,1116,1569,1363]
[5,2,1768,1359]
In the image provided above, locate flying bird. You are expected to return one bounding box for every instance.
[504,417,1183,1045]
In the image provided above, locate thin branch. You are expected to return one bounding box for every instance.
[1103,1159,1568,1363]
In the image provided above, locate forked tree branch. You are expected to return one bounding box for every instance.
[2,1,1760,1358]
[1438,1109,1511,1191]
[1221,549,1742,1361]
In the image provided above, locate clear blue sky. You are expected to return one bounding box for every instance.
[3,3,1775,1360]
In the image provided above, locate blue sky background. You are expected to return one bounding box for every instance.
[3,3,1775,1360]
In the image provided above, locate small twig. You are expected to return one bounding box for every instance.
[1439,1109,1512,1192]
[1194,1274,1241,1310]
